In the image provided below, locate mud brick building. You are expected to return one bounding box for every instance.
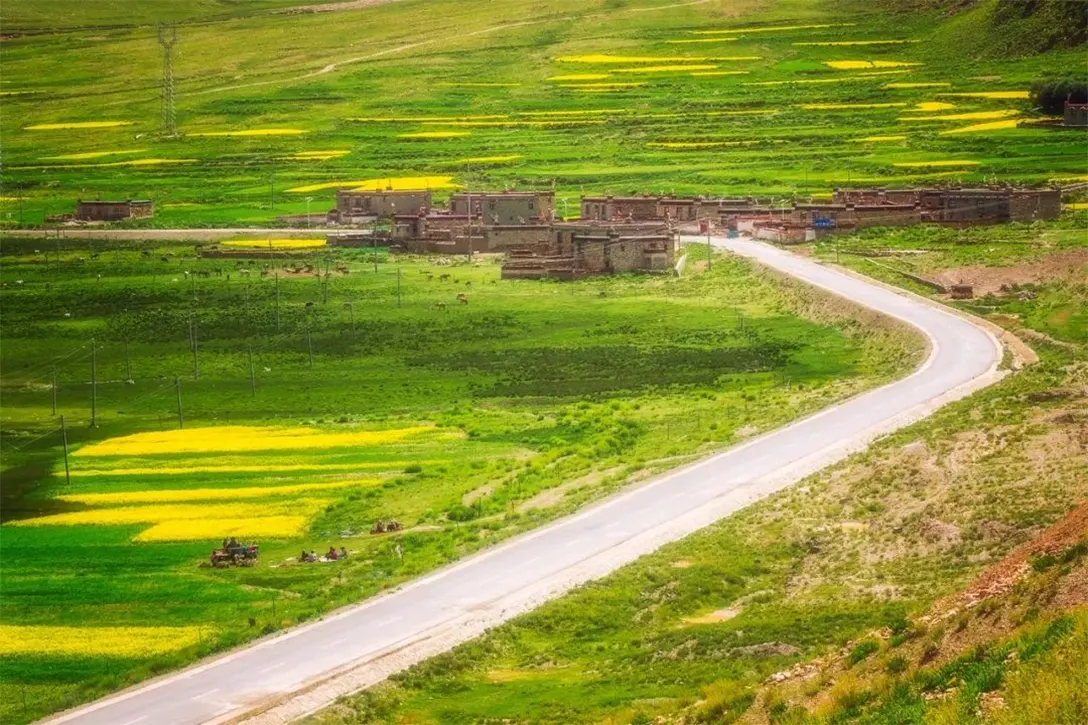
[333,189,432,224]
[502,221,675,279]
[448,190,555,225]
[74,199,153,222]
[833,186,1060,224]
[580,195,662,221]
[1064,101,1088,128]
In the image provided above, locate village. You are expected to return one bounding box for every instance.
[64,182,1064,285]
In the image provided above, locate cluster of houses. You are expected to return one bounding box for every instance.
[61,182,1064,279]
[323,184,1061,278]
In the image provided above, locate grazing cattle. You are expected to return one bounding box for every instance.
[456,293,468,305]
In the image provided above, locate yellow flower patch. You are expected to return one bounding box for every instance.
[939,119,1020,135]
[25,121,133,130]
[220,238,326,249]
[75,424,436,457]
[58,480,381,505]
[348,115,506,122]
[11,500,326,528]
[12,158,196,171]
[824,60,919,70]
[892,160,980,167]
[691,71,749,77]
[801,103,906,110]
[1066,202,1088,210]
[858,135,907,142]
[398,131,471,139]
[646,141,757,148]
[665,38,737,44]
[794,40,916,46]
[884,82,952,89]
[68,459,445,477]
[135,516,310,542]
[938,91,1029,99]
[546,74,610,81]
[693,23,856,35]
[562,84,645,90]
[282,150,350,161]
[0,625,203,658]
[518,109,623,116]
[419,120,607,126]
[913,102,956,112]
[899,110,1019,122]
[42,149,146,160]
[286,176,458,193]
[189,129,307,137]
[612,65,719,73]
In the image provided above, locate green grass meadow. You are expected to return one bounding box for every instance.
[0,233,922,723]
[1,0,1085,227]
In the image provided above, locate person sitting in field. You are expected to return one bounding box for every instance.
[339,547,349,559]
[326,546,339,560]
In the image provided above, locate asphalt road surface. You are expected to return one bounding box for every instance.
[46,236,1002,725]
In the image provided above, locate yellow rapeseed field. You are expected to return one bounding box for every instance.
[42,149,146,160]
[665,38,737,44]
[801,103,906,110]
[693,23,856,35]
[858,135,908,142]
[938,91,1029,99]
[613,65,719,73]
[189,129,307,137]
[58,480,381,505]
[939,119,1020,135]
[563,84,645,90]
[348,115,506,122]
[0,625,203,658]
[690,71,749,76]
[794,40,915,46]
[68,459,444,477]
[892,160,980,167]
[646,141,757,148]
[519,109,623,116]
[398,131,471,139]
[885,82,952,89]
[1067,202,1088,210]
[25,121,133,130]
[13,158,197,171]
[286,176,458,193]
[134,516,310,542]
[11,500,327,528]
[419,120,607,127]
[220,238,326,249]
[75,424,436,457]
[546,74,610,81]
[824,60,919,70]
[282,150,350,161]
[913,102,956,112]
[899,109,1019,122]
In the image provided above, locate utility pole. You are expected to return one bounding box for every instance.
[248,348,256,398]
[60,416,71,486]
[345,301,356,340]
[157,23,178,137]
[124,340,132,382]
[188,314,194,352]
[274,271,281,332]
[372,235,378,273]
[322,256,330,304]
[90,339,97,428]
[706,226,712,272]
[191,315,199,379]
[175,376,184,428]
[306,325,314,368]
[51,365,58,416]
[397,267,402,308]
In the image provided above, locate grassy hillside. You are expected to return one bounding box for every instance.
[1,0,1084,227]
[0,235,923,724]
[307,211,1087,725]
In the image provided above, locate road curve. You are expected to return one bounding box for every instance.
[44,237,1004,725]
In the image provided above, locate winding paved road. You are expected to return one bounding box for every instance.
[45,237,1004,725]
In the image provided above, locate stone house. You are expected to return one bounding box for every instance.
[448,191,555,224]
[1064,101,1088,128]
[334,189,432,223]
[74,199,153,222]
[502,221,675,279]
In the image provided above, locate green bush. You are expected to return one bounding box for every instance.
[1030,79,1088,114]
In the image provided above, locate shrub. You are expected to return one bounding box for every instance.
[886,655,908,674]
[1030,79,1088,114]
[847,639,880,666]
